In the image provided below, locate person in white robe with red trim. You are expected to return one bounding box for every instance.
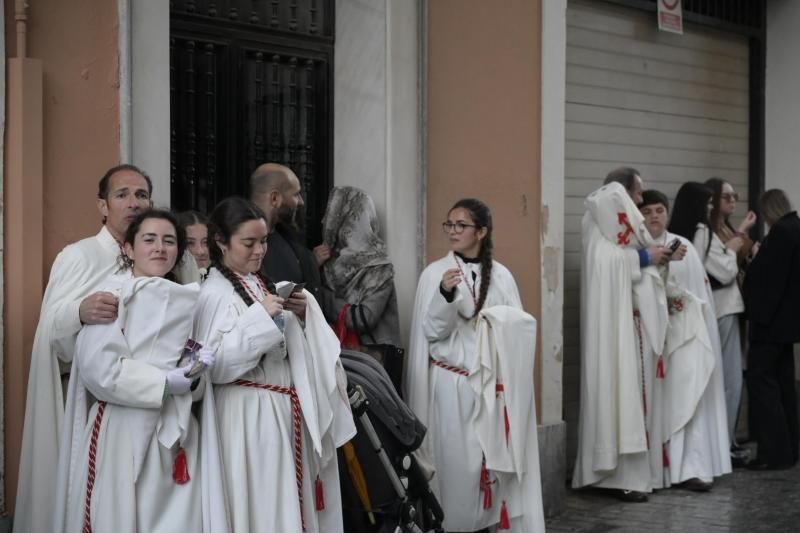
[53,210,212,533]
[192,197,355,533]
[641,189,731,489]
[572,181,658,496]
[16,167,200,533]
[406,198,544,532]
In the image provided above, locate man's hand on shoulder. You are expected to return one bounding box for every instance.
[79,291,119,325]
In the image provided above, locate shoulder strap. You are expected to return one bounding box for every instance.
[353,304,378,345]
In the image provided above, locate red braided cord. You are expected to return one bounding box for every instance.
[430,358,470,376]
[83,401,107,533]
[233,379,306,533]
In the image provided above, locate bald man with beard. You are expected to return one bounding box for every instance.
[249,163,330,312]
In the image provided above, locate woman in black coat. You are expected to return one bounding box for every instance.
[742,189,800,469]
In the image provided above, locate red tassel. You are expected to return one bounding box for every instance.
[663,443,670,468]
[496,383,510,447]
[498,500,511,530]
[315,475,325,511]
[656,355,665,379]
[480,458,492,509]
[173,447,190,485]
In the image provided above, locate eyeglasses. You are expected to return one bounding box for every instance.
[442,221,477,234]
[721,192,739,202]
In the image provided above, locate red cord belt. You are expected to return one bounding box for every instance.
[430,357,470,376]
[232,379,310,533]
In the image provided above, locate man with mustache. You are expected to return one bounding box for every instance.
[14,164,198,533]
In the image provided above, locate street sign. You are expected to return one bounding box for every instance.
[657,0,683,34]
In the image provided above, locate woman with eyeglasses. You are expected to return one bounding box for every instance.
[405,199,544,532]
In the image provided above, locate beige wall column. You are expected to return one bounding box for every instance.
[539,0,566,428]
[426,0,543,394]
[3,0,119,508]
[4,48,43,519]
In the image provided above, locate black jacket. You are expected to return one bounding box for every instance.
[259,222,334,315]
[743,211,800,343]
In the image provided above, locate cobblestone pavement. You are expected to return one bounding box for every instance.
[546,464,800,532]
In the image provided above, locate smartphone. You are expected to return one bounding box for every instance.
[276,283,297,299]
[276,282,306,299]
[668,238,682,252]
[291,282,306,295]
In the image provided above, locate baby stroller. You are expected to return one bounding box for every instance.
[339,349,444,533]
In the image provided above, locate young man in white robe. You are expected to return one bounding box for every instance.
[640,190,732,490]
[572,168,679,502]
[14,165,199,533]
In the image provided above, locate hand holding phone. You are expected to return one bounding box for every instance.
[277,283,298,299]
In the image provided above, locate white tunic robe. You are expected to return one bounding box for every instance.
[15,227,200,533]
[194,269,355,533]
[406,253,542,531]
[54,274,204,533]
[660,232,731,484]
[572,183,653,492]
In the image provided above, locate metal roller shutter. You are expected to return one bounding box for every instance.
[564,0,750,469]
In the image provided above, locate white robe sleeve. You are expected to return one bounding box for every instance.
[45,249,97,362]
[76,323,166,408]
[693,226,738,285]
[423,288,463,341]
[193,288,284,384]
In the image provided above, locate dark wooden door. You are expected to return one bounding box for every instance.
[170,0,334,245]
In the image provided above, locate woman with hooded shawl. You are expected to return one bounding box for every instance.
[320,186,401,347]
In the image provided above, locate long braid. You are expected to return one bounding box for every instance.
[214,262,256,306]
[474,234,493,317]
[214,262,278,306]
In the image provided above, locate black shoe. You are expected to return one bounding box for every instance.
[682,478,713,492]
[614,489,649,503]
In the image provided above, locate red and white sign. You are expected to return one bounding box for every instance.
[657,0,683,34]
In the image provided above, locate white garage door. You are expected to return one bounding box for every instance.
[563,0,750,468]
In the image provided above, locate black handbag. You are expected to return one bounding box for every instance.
[350,304,405,394]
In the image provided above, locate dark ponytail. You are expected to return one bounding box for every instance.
[450,198,494,317]
[207,196,276,303]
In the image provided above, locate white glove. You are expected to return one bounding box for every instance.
[184,347,216,379]
[197,347,216,368]
[166,363,194,395]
